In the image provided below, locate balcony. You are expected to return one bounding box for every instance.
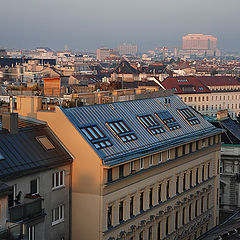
[9,198,43,222]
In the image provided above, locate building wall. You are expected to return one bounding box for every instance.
[5,164,71,240]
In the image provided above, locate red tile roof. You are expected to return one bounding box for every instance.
[162,77,210,94]
[197,76,240,86]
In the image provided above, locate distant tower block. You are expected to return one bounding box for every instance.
[182,34,217,50]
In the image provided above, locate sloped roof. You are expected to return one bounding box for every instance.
[113,60,140,74]
[162,76,210,94]
[61,96,221,166]
[0,118,72,180]
[198,76,240,86]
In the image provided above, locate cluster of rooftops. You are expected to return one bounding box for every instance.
[62,96,222,165]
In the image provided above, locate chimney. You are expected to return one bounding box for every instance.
[2,112,18,134]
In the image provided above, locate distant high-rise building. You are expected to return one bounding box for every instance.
[118,43,138,56]
[96,48,119,60]
[182,34,217,50]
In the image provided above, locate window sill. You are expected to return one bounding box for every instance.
[52,219,64,226]
[52,185,65,191]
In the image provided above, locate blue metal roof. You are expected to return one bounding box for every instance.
[61,96,222,166]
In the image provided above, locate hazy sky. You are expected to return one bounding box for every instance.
[0,0,239,52]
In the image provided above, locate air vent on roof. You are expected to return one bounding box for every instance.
[178,108,200,126]
[36,136,55,150]
[80,125,112,149]
[107,120,137,142]
[138,115,165,135]
[155,111,181,131]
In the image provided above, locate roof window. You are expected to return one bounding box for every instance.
[0,153,5,160]
[177,79,188,83]
[138,115,165,135]
[155,111,181,131]
[178,108,200,126]
[80,125,112,149]
[36,136,55,150]
[107,120,137,142]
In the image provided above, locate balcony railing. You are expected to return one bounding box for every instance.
[9,198,43,222]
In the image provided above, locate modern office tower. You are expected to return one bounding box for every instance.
[16,95,222,240]
[118,43,138,56]
[182,34,217,50]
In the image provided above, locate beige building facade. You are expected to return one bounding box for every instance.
[16,96,221,240]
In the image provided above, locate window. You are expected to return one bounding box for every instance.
[207,163,210,178]
[30,178,39,195]
[119,165,124,178]
[167,150,171,160]
[190,170,193,187]
[138,115,165,135]
[201,196,204,213]
[52,204,64,225]
[149,188,153,208]
[155,111,181,131]
[140,158,144,169]
[107,206,112,229]
[176,176,179,194]
[36,136,55,150]
[148,226,152,240]
[130,161,135,173]
[166,180,170,199]
[157,221,161,240]
[182,145,185,155]
[158,152,162,163]
[178,108,200,126]
[189,143,192,153]
[107,169,112,182]
[183,173,186,191]
[28,225,35,240]
[182,207,185,225]
[207,194,209,209]
[80,125,112,149]
[166,216,169,235]
[217,159,220,174]
[196,141,199,150]
[139,231,143,240]
[158,184,162,203]
[175,211,178,230]
[189,204,192,221]
[140,192,144,212]
[196,168,199,185]
[119,201,124,223]
[149,156,153,167]
[52,171,64,189]
[107,120,137,142]
[175,147,178,158]
[202,165,205,182]
[195,200,198,217]
[130,196,134,217]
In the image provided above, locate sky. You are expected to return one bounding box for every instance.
[0,0,239,52]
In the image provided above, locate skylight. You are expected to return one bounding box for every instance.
[80,125,112,149]
[107,120,137,142]
[178,108,200,126]
[0,153,5,160]
[36,136,55,150]
[155,111,181,131]
[138,115,165,135]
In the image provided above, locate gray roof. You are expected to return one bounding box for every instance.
[61,96,221,166]
[0,118,72,180]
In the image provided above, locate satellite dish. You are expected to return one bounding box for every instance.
[5,65,9,70]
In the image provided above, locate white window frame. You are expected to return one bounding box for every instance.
[52,170,65,190]
[28,225,35,240]
[167,150,171,160]
[158,152,162,163]
[149,155,153,167]
[52,204,64,226]
[140,158,144,170]
[30,178,40,195]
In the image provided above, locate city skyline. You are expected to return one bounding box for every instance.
[0,0,239,52]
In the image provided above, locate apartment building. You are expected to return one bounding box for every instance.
[16,95,221,240]
[0,112,72,240]
[162,76,240,119]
